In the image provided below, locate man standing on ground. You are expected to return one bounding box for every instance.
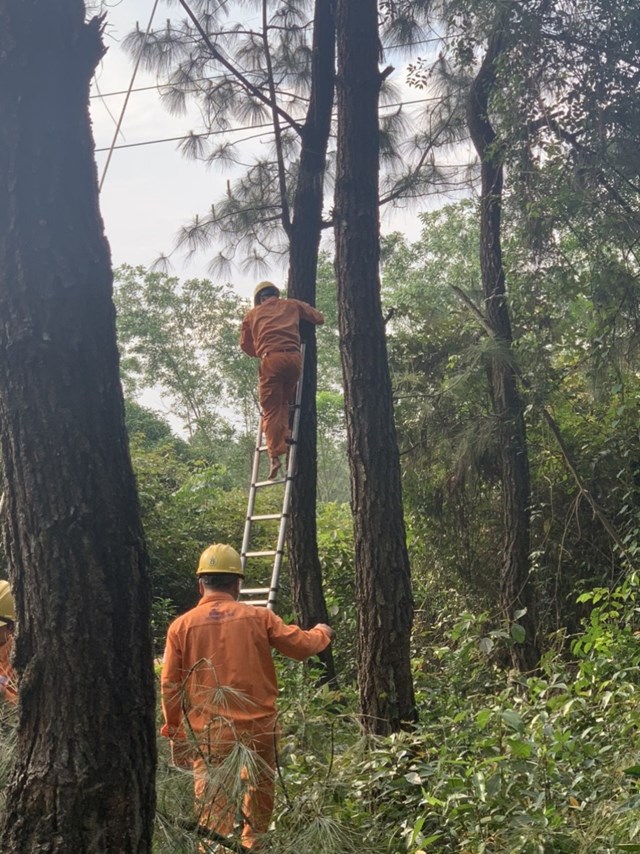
[160,543,335,850]
[240,281,324,480]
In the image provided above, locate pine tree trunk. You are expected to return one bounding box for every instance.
[334,0,416,734]
[467,23,539,671]
[0,3,156,851]
[286,0,337,683]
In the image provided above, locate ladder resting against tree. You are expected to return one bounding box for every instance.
[239,345,305,610]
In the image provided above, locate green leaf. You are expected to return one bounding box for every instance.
[623,766,640,779]
[479,637,494,654]
[501,709,524,732]
[475,708,492,729]
[507,737,534,759]
[511,623,526,644]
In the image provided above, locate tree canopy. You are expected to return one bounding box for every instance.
[1,0,640,850]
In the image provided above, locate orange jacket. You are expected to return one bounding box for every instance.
[0,635,17,705]
[161,592,332,739]
[240,297,324,359]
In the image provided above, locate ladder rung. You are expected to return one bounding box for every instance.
[254,478,286,487]
[257,444,268,451]
[249,514,283,521]
[245,599,269,607]
[241,587,270,595]
[244,550,279,558]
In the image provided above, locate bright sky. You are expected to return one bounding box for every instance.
[92,0,237,286]
[91,0,440,300]
[90,0,469,430]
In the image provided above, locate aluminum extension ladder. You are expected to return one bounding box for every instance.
[239,345,305,609]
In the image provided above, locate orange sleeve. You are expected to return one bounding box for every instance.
[0,641,17,705]
[160,626,185,739]
[240,312,257,357]
[266,611,332,661]
[294,300,324,327]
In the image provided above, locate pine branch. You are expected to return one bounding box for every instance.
[262,0,292,235]
[380,111,459,206]
[177,819,251,852]
[177,0,303,135]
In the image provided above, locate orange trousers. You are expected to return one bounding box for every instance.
[258,351,301,459]
[193,722,277,850]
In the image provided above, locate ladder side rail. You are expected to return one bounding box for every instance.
[266,343,306,610]
[240,415,265,573]
[267,473,292,610]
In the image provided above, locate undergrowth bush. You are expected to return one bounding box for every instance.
[328,573,640,853]
[0,575,638,852]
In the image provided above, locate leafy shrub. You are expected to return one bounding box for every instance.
[1,579,638,853]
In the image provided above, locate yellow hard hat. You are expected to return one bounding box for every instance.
[253,281,280,306]
[196,544,244,577]
[0,580,15,626]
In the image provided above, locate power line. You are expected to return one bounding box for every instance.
[94,96,454,153]
[99,0,161,190]
[95,121,273,153]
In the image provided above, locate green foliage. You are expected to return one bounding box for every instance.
[382,198,640,638]
[129,432,247,615]
[320,578,639,853]
[1,578,638,851]
[118,263,350,505]
[314,255,350,503]
[316,503,356,678]
[125,399,176,448]
[317,393,350,504]
[115,265,255,442]
[383,203,504,613]
[124,401,353,651]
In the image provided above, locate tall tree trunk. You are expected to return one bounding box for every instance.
[334,0,416,733]
[286,0,337,683]
[467,22,539,671]
[0,3,156,851]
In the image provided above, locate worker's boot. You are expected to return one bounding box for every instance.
[268,457,281,480]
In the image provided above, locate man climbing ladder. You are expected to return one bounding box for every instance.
[240,281,324,480]
[239,341,305,608]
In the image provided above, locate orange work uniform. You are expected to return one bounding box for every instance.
[0,634,17,705]
[240,297,324,459]
[161,591,332,848]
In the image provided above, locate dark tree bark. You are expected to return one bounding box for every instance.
[286,0,337,683]
[467,22,540,671]
[0,3,156,851]
[334,0,416,734]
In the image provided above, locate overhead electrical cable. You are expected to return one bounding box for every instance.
[98,0,161,191]
[94,96,461,153]
[95,121,274,153]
